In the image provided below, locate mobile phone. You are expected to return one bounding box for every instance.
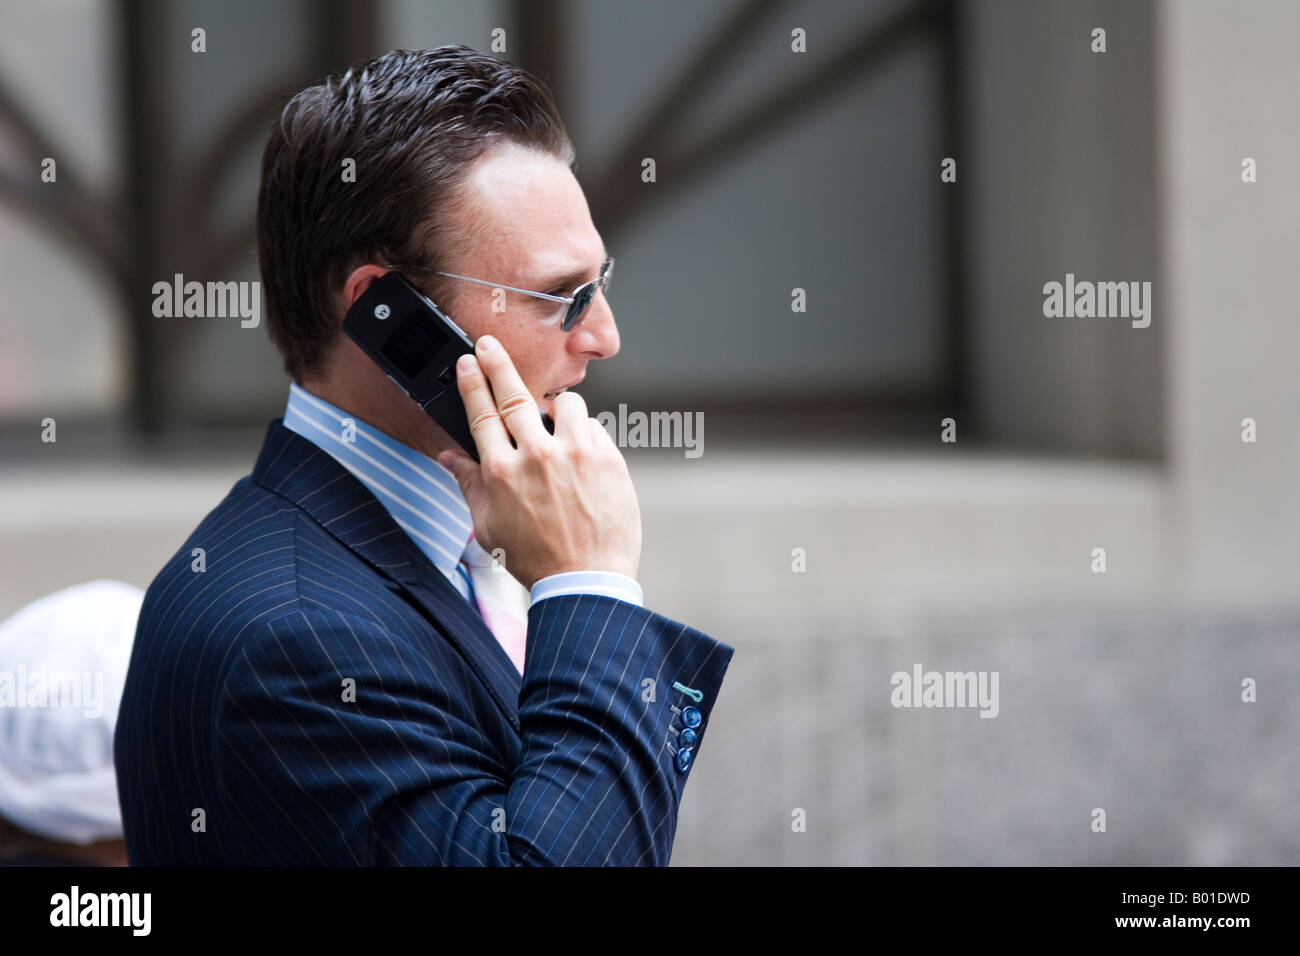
[342,271,553,462]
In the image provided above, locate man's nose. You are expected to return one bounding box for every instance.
[569,292,620,359]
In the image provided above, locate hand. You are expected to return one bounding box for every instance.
[436,335,642,591]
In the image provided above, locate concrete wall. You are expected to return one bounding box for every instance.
[964,0,1163,458]
[1161,0,1300,604]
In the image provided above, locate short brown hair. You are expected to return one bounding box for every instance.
[257,46,575,381]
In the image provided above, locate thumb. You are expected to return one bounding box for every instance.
[437,450,482,506]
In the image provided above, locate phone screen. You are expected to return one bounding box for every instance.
[381,312,450,380]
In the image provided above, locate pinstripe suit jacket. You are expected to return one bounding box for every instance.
[114,419,734,865]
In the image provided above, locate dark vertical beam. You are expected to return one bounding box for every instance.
[118,0,169,435]
[513,0,566,118]
[314,0,378,73]
[937,0,970,437]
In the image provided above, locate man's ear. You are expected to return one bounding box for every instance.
[339,263,391,319]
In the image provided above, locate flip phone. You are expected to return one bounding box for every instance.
[343,272,553,462]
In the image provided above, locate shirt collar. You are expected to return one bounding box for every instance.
[281,382,473,581]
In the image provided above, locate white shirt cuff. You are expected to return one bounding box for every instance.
[529,571,644,608]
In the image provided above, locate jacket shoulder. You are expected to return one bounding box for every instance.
[142,476,303,614]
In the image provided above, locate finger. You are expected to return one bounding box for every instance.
[454,352,513,460]
[550,390,590,444]
[473,335,548,446]
[589,416,616,448]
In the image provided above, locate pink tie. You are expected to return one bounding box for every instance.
[460,532,528,675]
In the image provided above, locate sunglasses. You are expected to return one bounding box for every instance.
[434,255,614,332]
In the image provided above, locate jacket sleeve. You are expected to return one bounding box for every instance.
[212,595,733,865]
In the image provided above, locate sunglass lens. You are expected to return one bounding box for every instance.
[564,282,596,331]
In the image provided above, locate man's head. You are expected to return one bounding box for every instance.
[257,46,620,455]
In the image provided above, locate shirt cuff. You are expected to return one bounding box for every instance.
[529,571,644,608]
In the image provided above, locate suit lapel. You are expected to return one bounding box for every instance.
[251,419,522,731]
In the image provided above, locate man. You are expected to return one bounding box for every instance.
[114,46,734,865]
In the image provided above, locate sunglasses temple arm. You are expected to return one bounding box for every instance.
[437,272,572,303]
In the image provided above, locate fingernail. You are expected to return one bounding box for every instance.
[477,334,499,352]
[457,353,476,373]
